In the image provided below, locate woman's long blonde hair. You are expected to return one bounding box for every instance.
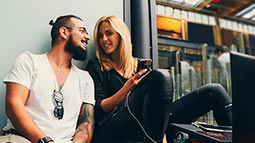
[93,15,137,78]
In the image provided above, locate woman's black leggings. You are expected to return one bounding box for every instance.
[165,83,232,142]
[110,69,173,142]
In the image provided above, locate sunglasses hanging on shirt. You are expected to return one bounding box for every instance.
[53,90,64,120]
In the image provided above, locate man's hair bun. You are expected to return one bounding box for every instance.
[49,20,55,26]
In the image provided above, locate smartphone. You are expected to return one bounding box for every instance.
[137,59,152,72]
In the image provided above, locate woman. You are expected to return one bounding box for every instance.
[86,16,173,143]
[86,15,232,143]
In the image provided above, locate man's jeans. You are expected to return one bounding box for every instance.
[0,133,31,143]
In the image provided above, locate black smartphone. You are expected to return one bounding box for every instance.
[137,59,152,72]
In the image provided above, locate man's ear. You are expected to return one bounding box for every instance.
[59,27,69,39]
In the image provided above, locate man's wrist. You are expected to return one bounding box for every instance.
[37,136,54,143]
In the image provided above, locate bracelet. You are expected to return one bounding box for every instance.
[37,136,54,143]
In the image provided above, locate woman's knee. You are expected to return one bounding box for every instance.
[199,83,227,95]
[201,83,224,91]
[149,69,173,98]
[199,83,231,103]
[149,70,172,86]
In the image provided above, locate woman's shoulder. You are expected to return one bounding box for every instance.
[87,58,100,68]
[86,58,102,72]
[88,58,100,64]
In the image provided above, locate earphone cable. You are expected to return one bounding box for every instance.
[125,91,157,143]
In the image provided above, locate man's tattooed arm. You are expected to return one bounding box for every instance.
[72,103,94,143]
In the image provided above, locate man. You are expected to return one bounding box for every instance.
[214,45,230,69]
[0,15,95,143]
[214,45,230,91]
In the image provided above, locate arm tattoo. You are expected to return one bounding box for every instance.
[72,103,94,143]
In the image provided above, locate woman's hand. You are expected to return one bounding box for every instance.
[123,69,149,92]
[100,69,149,112]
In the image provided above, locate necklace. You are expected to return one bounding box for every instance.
[47,55,70,89]
[55,70,66,89]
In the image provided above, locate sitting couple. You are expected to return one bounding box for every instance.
[0,14,232,143]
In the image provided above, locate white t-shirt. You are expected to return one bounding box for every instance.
[218,52,230,69]
[3,51,95,143]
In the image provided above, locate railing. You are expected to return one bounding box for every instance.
[158,38,232,125]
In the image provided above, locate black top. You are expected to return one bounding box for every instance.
[86,58,128,125]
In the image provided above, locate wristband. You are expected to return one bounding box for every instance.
[37,136,54,143]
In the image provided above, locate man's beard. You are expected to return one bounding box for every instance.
[65,36,87,61]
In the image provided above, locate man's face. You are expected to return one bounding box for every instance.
[65,35,87,60]
[216,51,223,58]
[65,18,90,61]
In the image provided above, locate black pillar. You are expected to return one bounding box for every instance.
[130,0,158,69]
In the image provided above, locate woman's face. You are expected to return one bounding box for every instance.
[97,21,120,55]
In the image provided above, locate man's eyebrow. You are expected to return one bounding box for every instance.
[78,27,87,30]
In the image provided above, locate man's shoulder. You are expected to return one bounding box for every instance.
[17,51,33,58]
[17,51,44,60]
[13,51,34,65]
[72,65,91,77]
